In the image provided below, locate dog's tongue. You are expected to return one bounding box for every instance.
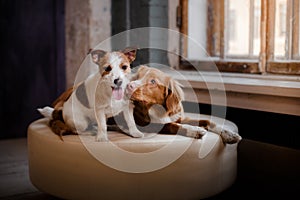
[112,87,123,100]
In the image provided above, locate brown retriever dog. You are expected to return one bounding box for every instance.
[45,65,241,144]
[122,65,241,143]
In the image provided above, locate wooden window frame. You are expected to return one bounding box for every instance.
[179,0,300,75]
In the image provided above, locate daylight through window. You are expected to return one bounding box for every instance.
[180,0,300,75]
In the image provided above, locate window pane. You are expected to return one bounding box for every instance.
[225,0,261,58]
[274,0,289,59]
[225,0,250,56]
[298,0,300,58]
[252,0,261,56]
[187,0,207,60]
[226,0,251,57]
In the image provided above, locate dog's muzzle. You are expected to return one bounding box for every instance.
[111,78,124,100]
[113,78,122,87]
[126,81,136,96]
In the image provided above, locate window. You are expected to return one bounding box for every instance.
[179,0,300,75]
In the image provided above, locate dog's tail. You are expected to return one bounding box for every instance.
[37,106,54,119]
[37,106,77,141]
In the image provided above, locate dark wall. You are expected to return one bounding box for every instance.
[111,0,168,66]
[0,0,65,139]
[183,102,300,149]
[111,0,149,65]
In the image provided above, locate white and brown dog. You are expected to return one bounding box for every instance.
[38,48,144,141]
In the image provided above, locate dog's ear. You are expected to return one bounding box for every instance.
[137,65,149,72]
[165,78,184,115]
[122,47,138,63]
[90,49,107,64]
[130,65,148,81]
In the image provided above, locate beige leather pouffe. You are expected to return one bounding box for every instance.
[27,114,238,200]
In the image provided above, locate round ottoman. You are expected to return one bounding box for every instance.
[27,114,238,200]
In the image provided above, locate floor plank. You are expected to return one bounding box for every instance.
[0,138,56,199]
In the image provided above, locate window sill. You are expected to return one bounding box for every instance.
[163,69,300,116]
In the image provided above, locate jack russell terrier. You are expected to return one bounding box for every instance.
[38,47,144,141]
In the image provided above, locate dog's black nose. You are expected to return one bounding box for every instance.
[114,78,122,87]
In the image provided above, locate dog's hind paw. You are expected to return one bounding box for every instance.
[182,125,207,139]
[220,129,242,144]
[95,134,109,142]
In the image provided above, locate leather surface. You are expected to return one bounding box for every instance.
[27,114,238,200]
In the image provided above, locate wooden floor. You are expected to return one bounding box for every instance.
[0,138,59,199]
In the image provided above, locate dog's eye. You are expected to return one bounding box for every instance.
[104,65,112,72]
[150,79,156,84]
[121,65,128,70]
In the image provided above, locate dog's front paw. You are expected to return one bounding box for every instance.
[220,129,242,144]
[129,128,144,138]
[95,133,109,142]
[131,131,144,138]
[182,125,207,139]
